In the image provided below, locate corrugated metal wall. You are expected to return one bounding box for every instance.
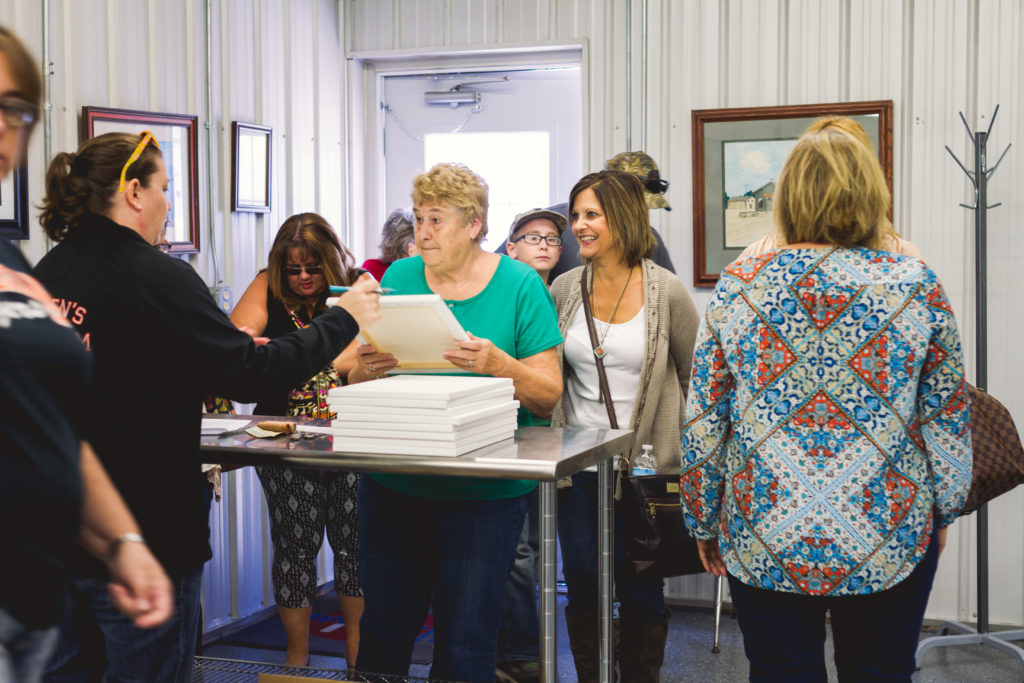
[3,0,1022,632]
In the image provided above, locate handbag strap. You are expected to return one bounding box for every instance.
[580,267,618,430]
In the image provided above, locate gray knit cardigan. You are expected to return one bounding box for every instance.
[549,259,700,474]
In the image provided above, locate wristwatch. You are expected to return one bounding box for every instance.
[106,532,147,563]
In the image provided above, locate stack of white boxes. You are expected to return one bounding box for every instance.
[326,375,518,456]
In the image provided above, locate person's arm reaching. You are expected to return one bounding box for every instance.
[77,441,174,628]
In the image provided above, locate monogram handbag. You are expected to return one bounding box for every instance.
[960,382,1024,515]
[579,268,704,578]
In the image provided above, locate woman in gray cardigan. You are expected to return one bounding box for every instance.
[550,170,700,682]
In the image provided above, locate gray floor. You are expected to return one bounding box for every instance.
[200,596,1024,681]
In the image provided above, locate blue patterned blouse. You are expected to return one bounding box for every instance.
[681,247,972,596]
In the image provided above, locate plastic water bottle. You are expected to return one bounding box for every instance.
[632,444,657,476]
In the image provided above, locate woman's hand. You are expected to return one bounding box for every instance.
[444,333,509,375]
[696,538,727,577]
[348,344,397,384]
[936,526,948,558]
[235,325,269,345]
[332,273,382,330]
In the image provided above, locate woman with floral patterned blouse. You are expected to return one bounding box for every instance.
[680,117,972,681]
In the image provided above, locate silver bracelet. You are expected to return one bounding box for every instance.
[106,532,146,563]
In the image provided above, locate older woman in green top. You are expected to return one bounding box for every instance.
[349,163,562,682]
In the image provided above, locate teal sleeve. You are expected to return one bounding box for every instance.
[514,268,562,359]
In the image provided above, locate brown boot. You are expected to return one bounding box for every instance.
[565,608,598,683]
[619,612,669,683]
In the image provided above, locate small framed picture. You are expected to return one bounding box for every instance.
[691,100,893,287]
[83,106,201,254]
[0,160,28,239]
[231,122,272,213]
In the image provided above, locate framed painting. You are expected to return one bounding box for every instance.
[231,122,272,213]
[0,160,28,239]
[691,100,893,287]
[83,106,200,254]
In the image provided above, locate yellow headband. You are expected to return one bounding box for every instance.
[118,131,160,193]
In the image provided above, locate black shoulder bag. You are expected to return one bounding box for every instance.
[579,267,704,578]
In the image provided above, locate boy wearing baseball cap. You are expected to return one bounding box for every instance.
[505,208,566,285]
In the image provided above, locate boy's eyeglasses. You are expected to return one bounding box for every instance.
[118,131,160,192]
[285,265,324,276]
[0,97,37,129]
[511,234,562,247]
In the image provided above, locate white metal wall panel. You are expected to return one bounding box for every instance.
[785,0,845,103]
[724,0,783,107]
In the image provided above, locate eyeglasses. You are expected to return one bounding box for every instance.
[0,97,37,130]
[118,131,160,193]
[644,170,669,195]
[510,234,562,247]
[284,265,324,276]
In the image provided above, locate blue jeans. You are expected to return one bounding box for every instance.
[0,608,59,683]
[44,568,203,683]
[497,486,540,663]
[727,529,940,682]
[356,476,529,683]
[557,471,666,623]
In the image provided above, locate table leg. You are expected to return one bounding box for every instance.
[539,481,558,682]
[598,459,615,683]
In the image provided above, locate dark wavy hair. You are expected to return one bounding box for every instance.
[568,170,655,267]
[39,133,162,242]
[266,213,359,312]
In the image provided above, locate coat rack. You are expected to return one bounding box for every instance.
[915,106,1024,673]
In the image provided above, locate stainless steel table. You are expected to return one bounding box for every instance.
[200,418,633,683]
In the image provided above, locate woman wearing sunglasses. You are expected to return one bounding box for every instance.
[230,213,366,667]
[33,132,380,681]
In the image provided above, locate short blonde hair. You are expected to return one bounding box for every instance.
[775,117,891,249]
[411,163,489,241]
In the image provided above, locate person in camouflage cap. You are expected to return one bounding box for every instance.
[496,151,676,280]
[604,151,672,211]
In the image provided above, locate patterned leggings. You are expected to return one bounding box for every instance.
[256,466,362,606]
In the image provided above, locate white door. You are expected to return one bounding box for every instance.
[380,66,583,252]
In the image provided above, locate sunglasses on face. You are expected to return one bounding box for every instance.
[644,170,669,195]
[285,265,324,276]
[0,97,37,130]
[510,234,562,247]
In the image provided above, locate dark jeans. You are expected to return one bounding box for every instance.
[44,568,203,683]
[356,476,529,683]
[0,608,59,683]
[557,471,666,623]
[727,529,940,682]
[497,486,540,663]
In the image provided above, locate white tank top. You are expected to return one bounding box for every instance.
[564,305,645,433]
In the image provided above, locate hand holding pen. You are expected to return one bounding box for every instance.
[329,285,399,295]
[330,274,382,329]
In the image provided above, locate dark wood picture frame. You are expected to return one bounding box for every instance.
[83,106,200,254]
[0,160,29,239]
[691,100,894,287]
[231,122,272,213]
